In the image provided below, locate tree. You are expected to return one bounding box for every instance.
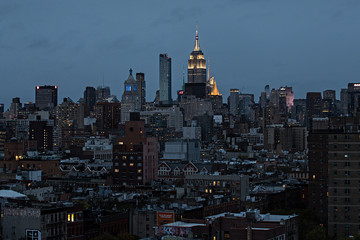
[305,226,328,240]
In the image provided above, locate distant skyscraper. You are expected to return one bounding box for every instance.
[35,85,58,110]
[159,54,172,103]
[136,73,146,110]
[306,92,323,130]
[229,89,239,116]
[184,27,208,99]
[96,86,111,102]
[0,103,4,113]
[188,28,206,84]
[84,86,96,112]
[10,97,22,119]
[344,83,360,116]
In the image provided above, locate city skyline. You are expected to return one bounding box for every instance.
[1,0,360,108]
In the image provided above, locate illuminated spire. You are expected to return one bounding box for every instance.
[194,25,200,51]
[210,80,221,96]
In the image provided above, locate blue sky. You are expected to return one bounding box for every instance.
[1,0,360,108]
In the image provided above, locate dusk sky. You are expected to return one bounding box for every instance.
[1,0,360,109]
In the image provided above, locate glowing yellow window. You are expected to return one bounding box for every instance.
[67,214,71,222]
[114,169,119,173]
[130,163,134,167]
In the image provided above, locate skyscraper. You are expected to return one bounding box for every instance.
[84,86,96,112]
[96,86,111,102]
[188,28,206,84]
[35,85,58,110]
[159,54,172,103]
[136,73,146,110]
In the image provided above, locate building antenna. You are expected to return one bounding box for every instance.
[183,64,187,91]
[102,72,105,87]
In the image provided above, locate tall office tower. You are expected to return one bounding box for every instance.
[35,85,58,110]
[340,88,348,114]
[56,98,85,150]
[9,97,22,119]
[306,92,323,130]
[184,27,207,99]
[345,83,360,116]
[291,99,306,125]
[239,94,254,120]
[0,104,4,113]
[121,69,141,123]
[188,28,206,83]
[136,73,146,110]
[29,121,53,151]
[94,100,121,131]
[96,86,111,102]
[229,89,239,116]
[323,90,336,117]
[279,86,294,112]
[323,90,336,102]
[159,54,172,103]
[84,86,96,112]
[265,85,270,99]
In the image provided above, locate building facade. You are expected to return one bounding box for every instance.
[159,54,172,103]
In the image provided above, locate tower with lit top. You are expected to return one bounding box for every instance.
[35,85,58,111]
[187,27,207,84]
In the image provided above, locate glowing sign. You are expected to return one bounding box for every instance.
[178,91,184,95]
[354,84,360,87]
[157,211,175,226]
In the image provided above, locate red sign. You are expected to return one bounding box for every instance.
[157,211,175,226]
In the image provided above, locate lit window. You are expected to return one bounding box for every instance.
[114,169,119,173]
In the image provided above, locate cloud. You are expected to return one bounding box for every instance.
[27,39,50,49]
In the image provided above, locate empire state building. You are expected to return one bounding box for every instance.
[187,28,207,84]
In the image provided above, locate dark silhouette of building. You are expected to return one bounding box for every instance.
[136,73,146,110]
[344,83,360,116]
[159,54,172,104]
[94,101,121,132]
[84,86,96,112]
[35,85,58,110]
[306,92,322,130]
[29,121,53,151]
[96,86,110,102]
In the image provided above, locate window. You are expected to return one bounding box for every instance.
[345,162,350,167]
[345,180,351,185]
